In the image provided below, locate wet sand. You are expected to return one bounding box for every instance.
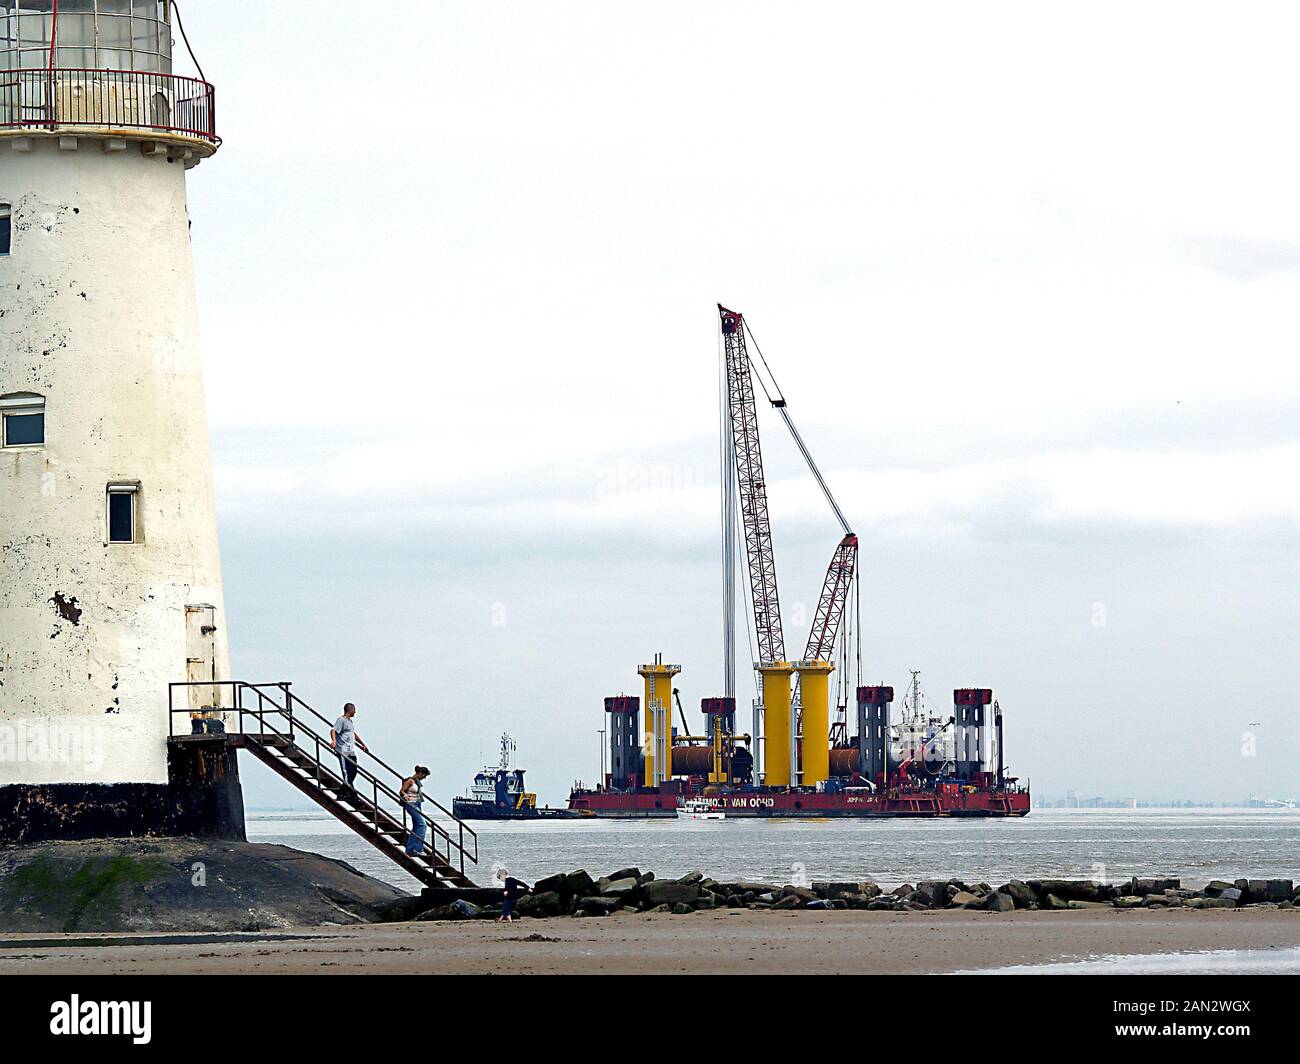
[2,908,1298,975]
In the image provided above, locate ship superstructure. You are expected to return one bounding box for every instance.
[453,734,539,820]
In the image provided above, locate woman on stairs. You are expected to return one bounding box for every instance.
[401,766,431,856]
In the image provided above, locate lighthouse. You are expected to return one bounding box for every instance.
[0,2,241,840]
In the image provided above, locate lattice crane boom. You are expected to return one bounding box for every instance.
[719,305,785,667]
[804,534,858,663]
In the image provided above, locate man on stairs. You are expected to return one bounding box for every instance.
[330,703,370,799]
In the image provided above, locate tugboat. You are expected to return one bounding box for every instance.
[453,734,539,820]
[454,734,591,820]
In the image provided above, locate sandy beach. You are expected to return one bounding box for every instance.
[3,908,1298,975]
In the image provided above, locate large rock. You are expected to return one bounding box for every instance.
[947,891,980,908]
[1001,881,1037,909]
[1030,879,1107,902]
[608,867,643,883]
[727,881,779,895]
[567,870,596,897]
[598,877,641,897]
[533,873,570,898]
[1265,880,1294,903]
[1230,879,1292,904]
[917,880,952,904]
[417,899,480,921]
[642,880,701,908]
[911,885,940,909]
[576,895,622,915]
[377,895,438,922]
[1232,879,1294,905]
[984,891,1015,913]
[1131,877,1180,895]
[0,838,408,934]
[813,881,874,899]
[516,891,564,918]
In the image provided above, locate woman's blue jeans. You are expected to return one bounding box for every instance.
[404,802,427,855]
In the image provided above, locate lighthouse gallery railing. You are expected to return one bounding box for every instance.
[0,68,217,145]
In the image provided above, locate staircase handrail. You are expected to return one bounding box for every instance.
[168,680,477,875]
[244,682,474,853]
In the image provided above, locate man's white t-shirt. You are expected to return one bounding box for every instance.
[334,715,357,758]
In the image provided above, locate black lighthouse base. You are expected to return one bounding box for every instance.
[0,737,246,845]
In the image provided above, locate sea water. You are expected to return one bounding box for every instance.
[248,806,1300,893]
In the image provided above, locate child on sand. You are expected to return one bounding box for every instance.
[497,868,531,922]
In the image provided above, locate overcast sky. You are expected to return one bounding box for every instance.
[180,1,1299,808]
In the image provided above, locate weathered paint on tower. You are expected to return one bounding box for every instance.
[0,1,228,795]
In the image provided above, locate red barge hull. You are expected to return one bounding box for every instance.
[567,787,1030,819]
[567,791,678,818]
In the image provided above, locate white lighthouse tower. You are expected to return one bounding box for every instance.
[0,2,237,838]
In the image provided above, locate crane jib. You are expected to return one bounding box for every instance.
[719,304,785,667]
[718,305,859,685]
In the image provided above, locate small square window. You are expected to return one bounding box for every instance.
[1,393,44,447]
[107,486,139,544]
[0,203,9,256]
[3,411,42,446]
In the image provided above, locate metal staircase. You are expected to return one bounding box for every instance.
[169,681,477,888]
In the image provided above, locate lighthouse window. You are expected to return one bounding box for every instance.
[1,392,44,447]
[107,485,139,544]
[1,1,173,74]
[0,204,9,256]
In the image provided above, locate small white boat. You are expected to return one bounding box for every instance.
[682,798,725,820]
